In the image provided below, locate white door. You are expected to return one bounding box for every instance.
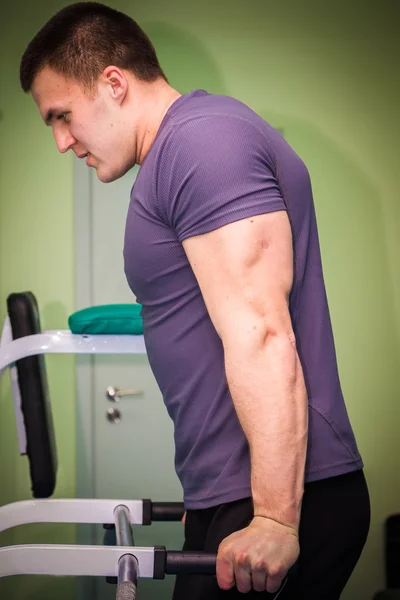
[74,161,184,600]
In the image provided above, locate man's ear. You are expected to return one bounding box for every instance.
[100,66,128,104]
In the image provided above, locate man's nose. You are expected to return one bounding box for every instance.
[54,129,77,154]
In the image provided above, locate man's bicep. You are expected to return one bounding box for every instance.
[182,210,294,342]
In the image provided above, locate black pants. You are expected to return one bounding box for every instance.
[173,469,370,600]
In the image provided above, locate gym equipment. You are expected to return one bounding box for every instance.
[385,515,400,588]
[370,516,400,599]
[0,291,296,599]
[0,292,215,599]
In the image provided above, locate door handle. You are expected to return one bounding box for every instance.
[106,386,143,402]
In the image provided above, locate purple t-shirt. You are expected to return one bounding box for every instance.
[123,90,363,509]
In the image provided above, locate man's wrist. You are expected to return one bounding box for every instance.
[252,513,300,535]
[252,500,301,532]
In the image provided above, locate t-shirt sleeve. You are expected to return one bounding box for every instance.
[155,114,286,242]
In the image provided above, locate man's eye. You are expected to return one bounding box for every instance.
[57,113,67,121]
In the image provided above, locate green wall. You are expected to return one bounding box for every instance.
[0,1,399,598]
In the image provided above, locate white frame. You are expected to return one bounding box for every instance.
[0,327,145,376]
[0,316,27,454]
[0,315,145,456]
[0,499,145,533]
[0,304,154,591]
[0,545,156,579]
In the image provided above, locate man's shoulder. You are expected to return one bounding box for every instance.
[167,90,265,134]
[155,91,271,162]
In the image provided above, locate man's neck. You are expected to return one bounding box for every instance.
[135,81,182,164]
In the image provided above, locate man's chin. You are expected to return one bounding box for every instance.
[96,165,133,184]
[97,173,115,184]
[95,169,118,184]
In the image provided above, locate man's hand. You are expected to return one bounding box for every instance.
[216,516,299,594]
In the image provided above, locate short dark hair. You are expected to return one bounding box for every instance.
[20,2,167,94]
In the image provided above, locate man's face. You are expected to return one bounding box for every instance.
[31,67,136,183]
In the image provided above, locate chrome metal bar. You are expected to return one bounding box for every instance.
[117,555,138,598]
[116,580,136,600]
[114,505,134,547]
[114,505,138,599]
[118,554,138,584]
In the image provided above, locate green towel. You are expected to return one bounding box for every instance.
[68,304,143,335]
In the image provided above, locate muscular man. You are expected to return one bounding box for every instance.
[20,3,370,598]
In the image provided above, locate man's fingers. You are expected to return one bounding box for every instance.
[234,557,252,593]
[216,554,235,590]
[251,564,268,593]
[266,573,286,594]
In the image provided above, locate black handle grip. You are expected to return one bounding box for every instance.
[166,551,217,575]
[151,502,185,522]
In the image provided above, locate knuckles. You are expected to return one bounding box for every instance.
[253,560,268,572]
[217,528,293,594]
[235,550,251,567]
[219,545,286,575]
[265,564,286,579]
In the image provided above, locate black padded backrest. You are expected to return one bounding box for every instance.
[6,292,57,498]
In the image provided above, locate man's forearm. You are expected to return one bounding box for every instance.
[224,330,308,532]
